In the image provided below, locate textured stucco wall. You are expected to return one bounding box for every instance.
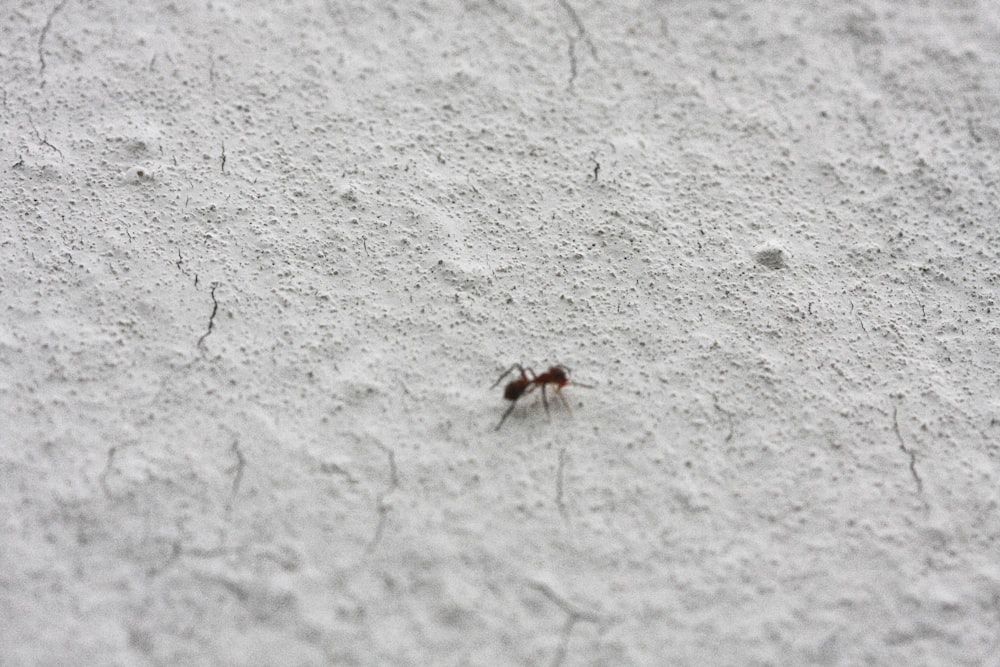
[3,1,999,664]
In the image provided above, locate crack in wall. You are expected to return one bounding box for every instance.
[99,440,138,498]
[528,581,603,667]
[226,439,246,511]
[566,38,578,91]
[711,392,735,443]
[29,115,64,159]
[892,406,924,496]
[175,248,197,286]
[37,0,70,85]
[366,443,399,553]
[556,0,597,59]
[196,283,219,350]
[99,445,120,498]
[208,51,217,88]
[849,300,872,342]
[556,0,597,91]
[907,284,926,321]
[555,448,568,520]
[857,313,871,340]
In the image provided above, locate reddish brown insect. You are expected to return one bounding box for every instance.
[491,363,593,430]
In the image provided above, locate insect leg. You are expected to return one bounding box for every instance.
[556,386,572,412]
[495,399,519,431]
[491,363,524,389]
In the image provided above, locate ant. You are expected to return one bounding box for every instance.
[491,363,593,431]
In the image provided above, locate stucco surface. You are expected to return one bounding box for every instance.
[3,1,1000,665]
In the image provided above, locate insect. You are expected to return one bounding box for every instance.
[491,363,593,431]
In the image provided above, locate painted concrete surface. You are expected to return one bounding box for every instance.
[3,1,1000,664]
